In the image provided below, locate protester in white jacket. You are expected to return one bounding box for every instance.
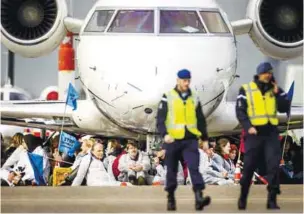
[1,134,50,186]
[72,142,122,186]
[118,140,150,185]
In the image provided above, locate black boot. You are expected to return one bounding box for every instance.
[238,186,248,210]
[194,190,211,211]
[267,191,280,209]
[167,192,176,211]
[238,198,247,210]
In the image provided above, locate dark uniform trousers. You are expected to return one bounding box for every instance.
[164,139,205,193]
[241,129,281,197]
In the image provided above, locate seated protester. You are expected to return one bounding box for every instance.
[71,137,94,171]
[1,134,50,186]
[208,138,216,150]
[2,133,24,165]
[106,139,124,164]
[228,144,238,170]
[211,138,235,180]
[152,150,185,185]
[190,140,233,185]
[118,140,151,185]
[106,139,125,180]
[72,142,120,186]
[292,138,303,183]
[279,136,294,184]
[49,134,61,168]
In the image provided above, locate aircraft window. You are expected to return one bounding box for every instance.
[9,92,27,100]
[84,10,114,32]
[160,10,206,34]
[199,11,229,33]
[108,10,154,33]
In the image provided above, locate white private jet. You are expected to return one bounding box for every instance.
[0,0,303,146]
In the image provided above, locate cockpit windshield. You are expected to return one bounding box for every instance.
[160,10,206,34]
[83,9,230,35]
[199,11,229,33]
[108,10,154,33]
[84,10,114,32]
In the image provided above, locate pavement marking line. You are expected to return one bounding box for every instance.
[2,198,303,202]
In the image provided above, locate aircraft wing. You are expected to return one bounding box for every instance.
[208,101,303,136]
[0,100,142,138]
[0,100,103,135]
[0,100,78,133]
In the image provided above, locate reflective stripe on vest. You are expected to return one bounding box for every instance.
[165,89,201,139]
[243,82,278,126]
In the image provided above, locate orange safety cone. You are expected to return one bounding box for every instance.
[152,181,161,186]
[120,182,127,187]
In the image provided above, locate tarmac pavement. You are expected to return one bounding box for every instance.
[1,185,303,213]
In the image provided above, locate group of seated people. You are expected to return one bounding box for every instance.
[279,135,303,184]
[1,132,302,187]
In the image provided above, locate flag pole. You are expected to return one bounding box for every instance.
[58,85,69,157]
[281,81,295,164]
[59,104,68,141]
[281,116,291,163]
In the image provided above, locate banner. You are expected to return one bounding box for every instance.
[59,132,81,157]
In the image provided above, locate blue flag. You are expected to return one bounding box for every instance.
[59,131,81,157]
[27,153,46,185]
[287,81,295,101]
[286,81,295,117]
[66,83,79,110]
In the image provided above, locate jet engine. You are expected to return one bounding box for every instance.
[1,0,68,57]
[247,0,303,60]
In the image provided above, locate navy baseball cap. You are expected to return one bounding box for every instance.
[177,69,191,79]
[257,62,273,75]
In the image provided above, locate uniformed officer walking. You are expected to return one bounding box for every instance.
[235,62,290,210]
[157,69,211,211]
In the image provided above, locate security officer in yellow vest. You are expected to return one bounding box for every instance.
[236,62,290,210]
[156,69,211,211]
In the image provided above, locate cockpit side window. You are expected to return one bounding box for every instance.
[199,11,230,33]
[160,10,206,34]
[108,10,154,33]
[84,10,114,32]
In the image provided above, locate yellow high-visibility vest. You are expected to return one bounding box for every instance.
[243,81,278,126]
[165,89,202,139]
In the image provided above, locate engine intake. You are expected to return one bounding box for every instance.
[1,0,57,40]
[259,0,303,46]
[1,0,67,57]
[247,0,303,59]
